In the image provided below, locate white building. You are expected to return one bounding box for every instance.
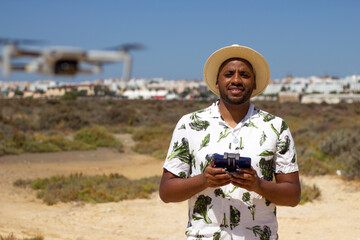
[345,75,360,93]
[29,80,57,92]
[304,77,342,94]
[262,83,282,95]
[103,78,127,94]
[123,89,169,99]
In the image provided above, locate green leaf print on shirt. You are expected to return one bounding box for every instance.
[270,123,280,138]
[259,158,274,181]
[201,154,212,173]
[246,225,272,240]
[274,206,277,216]
[195,232,205,240]
[220,213,229,229]
[235,137,244,151]
[214,187,238,198]
[259,150,274,157]
[260,132,267,146]
[195,233,205,240]
[218,126,230,142]
[189,112,210,131]
[271,121,288,136]
[242,121,258,129]
[280,120,288,134]
[214,188,226,198]
[199,133,210,151]
[213,231,221,240]
[179,171,187,178]
[242,192,256,220]
[271,121,291,154]
[259,111,276,122]
[277,135,290,155]
[230,205,241,230]
[167,137,192,164]
[192,195,213,224]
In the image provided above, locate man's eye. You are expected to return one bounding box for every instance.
[241,72,251,78]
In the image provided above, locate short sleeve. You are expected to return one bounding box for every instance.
[163,116,193,178]
[274,120,298,174]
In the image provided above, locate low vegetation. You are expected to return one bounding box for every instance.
[0,125,123,156]
[14,173,160,205]
[73,125,123,152]
[2,98,360,206]
[14,172,320,205]
[131,124,173,159]
[0,234,43,240]
[300,180,321,205]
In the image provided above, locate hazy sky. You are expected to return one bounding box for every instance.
[1,0,359,82]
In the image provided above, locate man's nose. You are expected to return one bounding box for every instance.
[231,72,242,84]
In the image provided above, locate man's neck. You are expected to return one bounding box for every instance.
[218,100,250,128]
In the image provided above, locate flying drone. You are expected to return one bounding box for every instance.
[0,38,144,80]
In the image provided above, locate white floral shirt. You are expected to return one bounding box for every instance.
[163,101,298,240]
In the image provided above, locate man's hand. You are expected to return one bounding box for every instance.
[203,163,231,188]
[230,167,260,192]
[159,165,231,203]
[230,168,301,207]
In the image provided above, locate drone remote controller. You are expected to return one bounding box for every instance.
[212,152,251,173]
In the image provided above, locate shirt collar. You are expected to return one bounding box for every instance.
[210,100,255,129]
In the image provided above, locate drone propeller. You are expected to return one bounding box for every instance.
[0,38,44,76]
[0,37,46,46]
[106,43,145,52]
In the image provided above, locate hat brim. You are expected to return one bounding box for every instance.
[203,45,270,98]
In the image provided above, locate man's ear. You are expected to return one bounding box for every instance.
[253,76,257,89]
[216,80,219,89]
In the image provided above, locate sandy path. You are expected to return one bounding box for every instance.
[0,134,359,239]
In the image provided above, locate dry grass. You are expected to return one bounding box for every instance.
[14,173,161,205]
[300,180,321,205]
[2,98,360,178]
[0,233,43,240]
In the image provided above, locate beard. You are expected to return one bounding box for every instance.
[218,84,254,105]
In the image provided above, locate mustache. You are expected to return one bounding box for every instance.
[228,83,245,89]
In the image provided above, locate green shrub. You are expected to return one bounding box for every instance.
[12,130,25,148]
[132,140,170,159]
[319,127,360,156]
[298,156,333,176]
[105,104,141,125]
[23,140,62,153]
[14,173,161,205]
[0,139,24,156]
[74,125,123,151]
[300,180,321,205]
[131,125,172,159]
[42,134,94,151]
[62,91,78,100]
[39,104,89,130]
[319,126,360,179]
[0,233,43,240]
[132,125,170,142]
[13,179,32,188]
[31,177,51,190]
[21,132,95,153]
[338,147,360,180]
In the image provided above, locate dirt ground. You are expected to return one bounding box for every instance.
[0,134,360,240]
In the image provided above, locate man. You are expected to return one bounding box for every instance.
[159,44,300,240]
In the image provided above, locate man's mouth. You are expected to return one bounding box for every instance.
[228,85,245,94]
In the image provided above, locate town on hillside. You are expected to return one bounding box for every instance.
[1,75,360,104]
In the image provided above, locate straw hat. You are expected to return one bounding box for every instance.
[203,44,270,98]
